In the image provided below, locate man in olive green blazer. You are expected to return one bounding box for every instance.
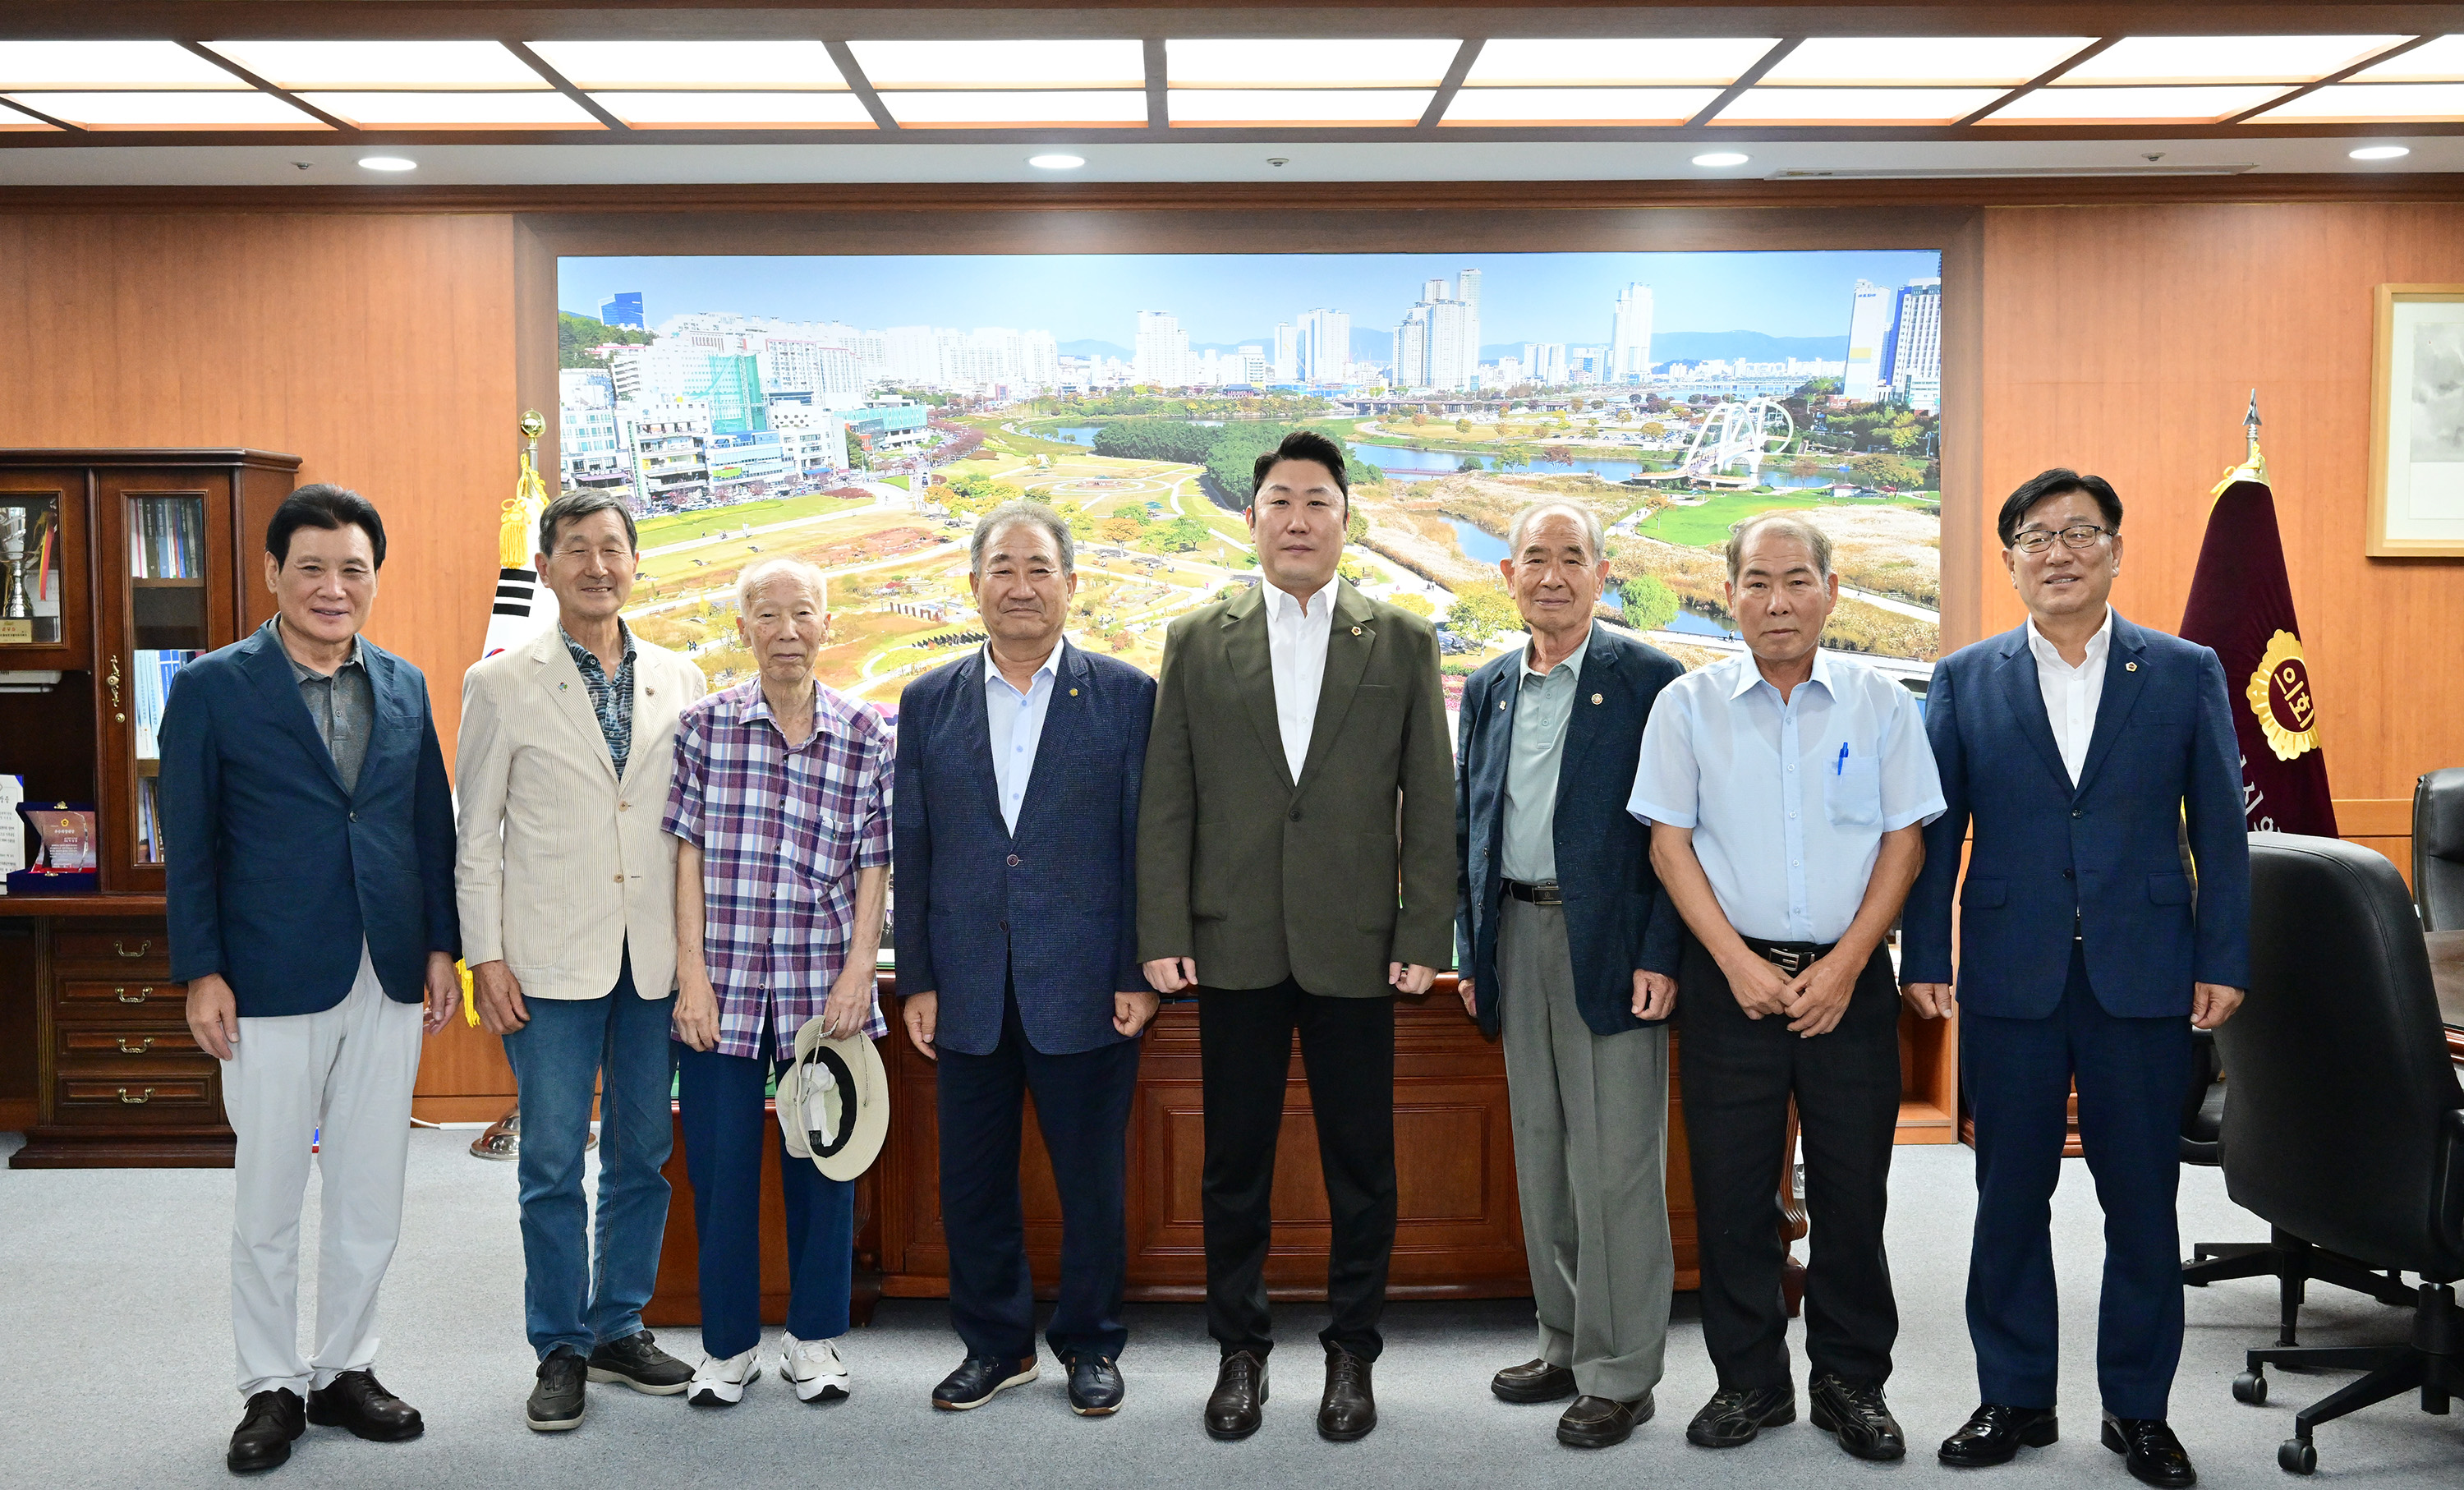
[1138,430,1454,1446]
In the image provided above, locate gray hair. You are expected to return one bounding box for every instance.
[537,490,637,556]
[970,499,1075,576]
[736,555,827,613]
[1506,500,1604,563]
[1724,512,1832,583]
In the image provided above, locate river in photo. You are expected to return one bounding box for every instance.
[1049,425,1102,446]
[1443,515,1509,565]
[1349,441,1646,483]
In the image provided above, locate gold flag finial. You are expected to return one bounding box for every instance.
[500,410,550,568]
[2213,388,2268,494]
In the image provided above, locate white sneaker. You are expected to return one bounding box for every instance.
[782,1335,851,1404]
[688,1348,761,1407]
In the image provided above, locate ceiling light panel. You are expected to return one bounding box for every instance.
[849,39,1146,89]
[297,92,600,127]
[2056,35,2409,85]
[5,90,326,128]
[591,92,876,126]
[1167,39,1460,88]
[1169,88,1437,125]
[0,40,248,90]
[880,90,1149,126]
[1983,85,2296,122]
[204,40,549,90]
[1713,87,2010,124]
[1441,87,1721,125]
[1762,36,2095,86]
[2345,35,2464,81]
[526,40,846,90]
[0,99,59,129]
[1460,38,1776,86]
[2254,83,2464,120]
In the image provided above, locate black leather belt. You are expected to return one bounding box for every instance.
[1740,936,1836,976]
[1503,879,1563,907]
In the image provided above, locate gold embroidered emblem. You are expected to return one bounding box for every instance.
[2246,630,2320,761]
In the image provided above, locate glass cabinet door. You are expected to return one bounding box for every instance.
[0,482,89,670]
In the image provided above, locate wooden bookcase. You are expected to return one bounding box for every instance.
[0,449,300,1167]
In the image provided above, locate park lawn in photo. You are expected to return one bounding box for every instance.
[635,490,873,549]
[1634,490,1936,548]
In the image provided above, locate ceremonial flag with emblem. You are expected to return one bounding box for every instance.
[2177,395,2338,836]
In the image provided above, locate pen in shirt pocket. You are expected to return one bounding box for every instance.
[1835,743,1849,775]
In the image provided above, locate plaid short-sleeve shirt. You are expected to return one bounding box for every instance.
[662,679,892,1060]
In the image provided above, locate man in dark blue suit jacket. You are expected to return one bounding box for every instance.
[1453,501,1685,1451]
[1905,471,2248,1489]
[893,500,1157,1419]
[160,485,459,1474]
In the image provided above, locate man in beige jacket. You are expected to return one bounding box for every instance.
[455,490,706,1432]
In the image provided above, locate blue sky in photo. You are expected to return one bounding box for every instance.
[559,250,1943,352]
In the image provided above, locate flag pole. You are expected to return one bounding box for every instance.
[2213,389,2266,494]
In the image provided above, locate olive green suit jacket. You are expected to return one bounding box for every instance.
[1137,577,1455,995]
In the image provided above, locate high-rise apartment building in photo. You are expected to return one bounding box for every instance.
[1611,282,1653,382]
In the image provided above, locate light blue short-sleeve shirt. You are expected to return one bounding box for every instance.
[1626,651,1944,945]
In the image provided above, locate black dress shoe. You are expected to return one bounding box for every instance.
[306,1369,424,1442]
[228,1388,306,1474]
[931,1354,1038,1410]
[526,1348,587,1432]
[1810,1373,1907,1461]
[1558,1392,1653,1448]
[2103,1414,2197,1488]
[1940,1403,2060,1466]
[1064,1354,1124,1416]
[1205,1351,1268,1442]
[586,1331,692,1396]
[1492,1358,1578,1404]
[1686,1383,1796,1448]
[1319,1346,1377,1442]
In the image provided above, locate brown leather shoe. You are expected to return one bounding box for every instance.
[1492,1358,1578,1404]
[1319,1346,1377,1442]
[1559,1391,1655,1448]
[1204,1351,1268,1442]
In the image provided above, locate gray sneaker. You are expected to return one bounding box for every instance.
[587,1331,693,1396]
[528,1348,588,1432]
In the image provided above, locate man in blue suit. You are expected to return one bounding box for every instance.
[1905,470,2249,1488]
[1455,501,1685,1450]
[162,485,461,1474]
[894,499,1158,1419]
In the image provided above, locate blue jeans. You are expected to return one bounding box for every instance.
[499,951,678,1359]
[674,1038,855,1360]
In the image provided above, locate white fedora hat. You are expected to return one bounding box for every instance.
[775,1016,890,1181]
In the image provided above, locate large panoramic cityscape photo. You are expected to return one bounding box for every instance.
[553,248,1947,710]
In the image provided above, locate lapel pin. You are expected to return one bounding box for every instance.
[1498,699,1507,711]
[1351,625,1363,636]
[1069,688,1079,697]
[559,682,568,691]
[2126,661,2138,672]
[1591,692,1604,705]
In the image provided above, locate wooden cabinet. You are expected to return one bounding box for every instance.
[0,448,299,1168]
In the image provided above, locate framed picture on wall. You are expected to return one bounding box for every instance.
[2369,283,2464,557]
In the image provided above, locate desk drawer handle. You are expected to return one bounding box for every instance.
[117,1087,154,1106]
[117,1037,155,1055]
[114,939,152,959]
[116,986,151,1004]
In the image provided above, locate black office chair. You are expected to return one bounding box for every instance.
[2181,1025,2413,1343]
[2218,833,2464,1474]
[2416,768,2464,931]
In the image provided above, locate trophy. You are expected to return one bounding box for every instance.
[0,504,29,622]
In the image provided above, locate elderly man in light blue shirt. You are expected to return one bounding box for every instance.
[1627,513,1942,1465]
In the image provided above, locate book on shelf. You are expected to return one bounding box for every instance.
[130,499,204,580]
[131,647,197,760]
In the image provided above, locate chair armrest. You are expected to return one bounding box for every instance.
[2438,1106,2464,1257]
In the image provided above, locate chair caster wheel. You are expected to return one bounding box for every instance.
[2234,1372,2268,1405]
[2279,1438,2317,1474]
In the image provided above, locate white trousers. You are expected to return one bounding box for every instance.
[222,945,422,1398]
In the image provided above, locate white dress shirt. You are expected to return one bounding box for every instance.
[2025,605,2112,787]
[1627,651,1945,945]
[983,639,1063,834]
[1263,580,1335,781]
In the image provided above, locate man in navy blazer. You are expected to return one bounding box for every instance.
[161,485,460,1475]
[1454,501,1685,1450]
[894,499,1158,1419]
[1904,470,2248,1488]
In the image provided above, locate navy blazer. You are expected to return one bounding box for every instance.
[1455,623,1685,1038]
[160,620,460,1018]
[1903,613,2251,1019]
[893,641,1156,1057]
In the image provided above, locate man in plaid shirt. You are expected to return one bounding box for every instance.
[664,555,891,1408]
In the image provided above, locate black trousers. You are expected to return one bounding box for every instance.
[1198,979,1396,1361]
[936,988,1142,1364]
[1678,933,1905,1391]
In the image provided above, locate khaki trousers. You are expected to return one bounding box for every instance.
[1499,896,1674,1403]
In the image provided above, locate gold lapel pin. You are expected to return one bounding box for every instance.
[2126,661,2138,672]
[1497,700,1507,711]
[1069,688,1079,697]
[1591,692,1603,704]
[1350,625,1363,636]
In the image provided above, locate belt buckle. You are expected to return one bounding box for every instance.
[1762,945,1808,975]
[1531,881,1562,907]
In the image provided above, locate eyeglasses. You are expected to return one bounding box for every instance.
[2010,523,2112,554]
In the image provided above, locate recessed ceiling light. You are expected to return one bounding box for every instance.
[2349,144,2415,158]
[2057,34,2408,85]
[1167,38,1460,88]
[1763,36,2095,87]
[527,40,847,91]
[1460,38,1777,87]
[2259,86,2464,122]
[1442,87,1719,126]
[1027,152,1086,168]
[1692,150,1752,167]
[851,39,1145,89]
[0,40,249,90]
[358,155,417,171]
[205,39,549,90]
[590,92,875,127]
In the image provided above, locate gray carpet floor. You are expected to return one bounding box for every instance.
[2,1127,2457,1488]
